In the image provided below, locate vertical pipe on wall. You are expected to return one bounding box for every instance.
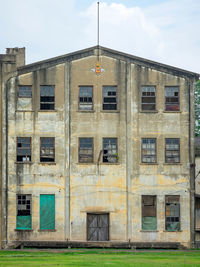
[126,62,132,240]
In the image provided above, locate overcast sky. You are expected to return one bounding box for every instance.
[0,0,199,73]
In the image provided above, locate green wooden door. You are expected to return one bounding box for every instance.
[40,194,55,230]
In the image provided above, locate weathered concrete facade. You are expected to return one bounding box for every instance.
[0,48,25,248]
[1,46,199,248]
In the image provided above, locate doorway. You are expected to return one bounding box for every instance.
[87,213,109,241]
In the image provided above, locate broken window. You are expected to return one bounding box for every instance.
[141,86,156,111]
[103,138,118,163]
[79,138,93,163]
[17,137,31,162]
[141,138,156,163]
[165,87,179,111]
[40,137,55,162]
[16,194,31,230]
[165,195,180,231]
[103,86,117,110]
[142,195,157,231]
[165,138,180,163]
[79,86,93,110]
[40,85,55,110]
[18,86,32,98]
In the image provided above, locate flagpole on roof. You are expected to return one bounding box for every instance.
[97,1,100,61]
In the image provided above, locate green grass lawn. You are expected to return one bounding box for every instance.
[0,250,200,267]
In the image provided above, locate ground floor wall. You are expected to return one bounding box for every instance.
[5,173,192,249]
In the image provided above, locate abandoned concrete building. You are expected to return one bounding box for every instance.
[0,46,200,249]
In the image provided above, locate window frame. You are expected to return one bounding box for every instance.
[102,138,118,163]
[141,138,157,164]
[16,137,32,163]
[165,86,179,111]
[165,138,180,163]
[141,195,157,231]
[78,86,93,111]
[40,85,55,111]
[40,137,55,163]
[141,86,156,112]
[102,86,117,111]
[78,137,94,163]
[165,195,180,232]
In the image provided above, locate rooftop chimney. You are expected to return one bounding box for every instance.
[6,47,25,67]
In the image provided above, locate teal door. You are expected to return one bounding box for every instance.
[40,194,55,230]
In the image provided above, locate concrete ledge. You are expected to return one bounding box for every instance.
[15,241,181,249]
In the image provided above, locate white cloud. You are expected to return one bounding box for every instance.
[81,0,200,73]
[0,0,199,73]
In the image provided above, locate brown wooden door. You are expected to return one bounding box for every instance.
[87,213,109,241]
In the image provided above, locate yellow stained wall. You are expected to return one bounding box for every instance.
[5,53,194,247]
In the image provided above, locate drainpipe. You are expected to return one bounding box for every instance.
[5,77,11,246]
[189,80,195,248]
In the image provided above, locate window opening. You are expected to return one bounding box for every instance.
[141,86,156,111]
[40,137,55,162]
[17,137,31,162]
[141,138,156,163]
[165,87,179,111]
[79,138,93,163]
[103,138,117,163]
[40,85,54,110]
[165,138,180,163]
[79,86,93,110]
[18,86,32,98]
[16,194,31,230]
[165,195,180,231]
[142,195,157,231]
[103,86,117,110]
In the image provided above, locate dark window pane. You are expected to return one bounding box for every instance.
[40,86,55,110]
[17,194,31,216]
[17,137,31,162]
[103,86,117,110]
[79,138,93,163]
[79,86,93,110]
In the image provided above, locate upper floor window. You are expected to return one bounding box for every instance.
[141,86,156,111]
[165,195,180,231]
[103,138,118,163]
[17,137,31,162]
[79,86,93,110]
[141,138,156,163]
[103,86,117,110]
[165,138,180,163]
[18,86,32,98]
[40,85,55,110]
[40,137,55,162]
[79,138,93,163]
[165,86,179,111]
[17,86,32,110]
